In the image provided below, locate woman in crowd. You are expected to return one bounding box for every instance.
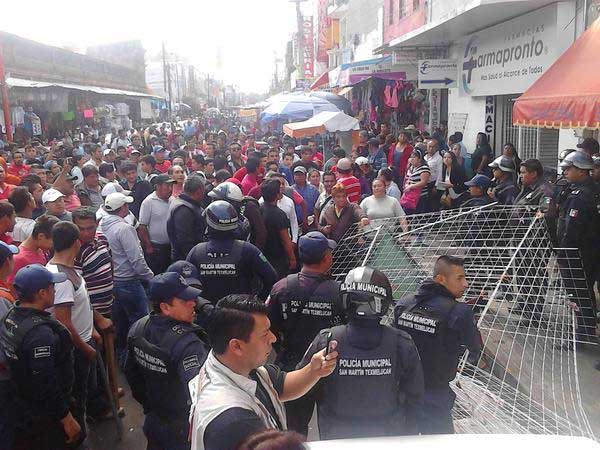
[360,178,407,225]
[319,183,369,243]
[438,150,466,209]
[378,168,402,202]
[502,142,521,180]
[472,132,493,177]
[169,165,186,198]
[401,146,431,215]
[308,168,324,193]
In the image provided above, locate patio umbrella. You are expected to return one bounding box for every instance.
[283,111,360,139]
[260,93,340,123]
[309,91,353,115]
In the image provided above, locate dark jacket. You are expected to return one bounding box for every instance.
[319,202,367,243]
[121,178,153,218]
[167,193,207,261]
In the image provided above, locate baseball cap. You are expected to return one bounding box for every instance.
[293,166,307,174]
[65,172,79,182]
[355,156,369,166]
[148,272,201,306]
[337,158,352,171]
[42,188,65,204]
[299,231,336,261]
[368,138,380,146]
[576,138,600,154]
[465,174,492,188]
[104,192,134,212]
[152,145,166,154]
[0,241,19,260]
[151,174,176,186]
[103,148,115,157]
[13,264,67,296]
[166,261,202,287]
[101,182,131,197]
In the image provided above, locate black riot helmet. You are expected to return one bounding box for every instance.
[204,200,239,232]
[340,266,393,319]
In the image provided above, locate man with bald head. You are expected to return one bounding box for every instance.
[393,255,481,435]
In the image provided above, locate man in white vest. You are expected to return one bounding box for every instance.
[188,294,338,450]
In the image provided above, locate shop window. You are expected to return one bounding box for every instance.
[399,0,407,19]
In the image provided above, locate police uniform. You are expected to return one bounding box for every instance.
[125,272,210,450]
[0,303,76,449]
[492,179,518,205]
[556,177,600,341]
[187,200,278,304]
[298,266,424,440]
[393,279,482,434]
[187,238,277,303]
[167,192,207,261]
[267,270,343,434]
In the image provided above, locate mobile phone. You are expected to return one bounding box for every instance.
[324,331,333,356]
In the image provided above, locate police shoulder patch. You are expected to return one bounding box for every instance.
[182,355,200,372]
[569,209,579,218]
[33,346,51,358]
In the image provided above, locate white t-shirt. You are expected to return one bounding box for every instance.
[360,195,406,220]
[12,217,35,243]
[46,263,94,342]
[139,192,172,245]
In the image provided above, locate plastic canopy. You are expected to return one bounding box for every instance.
[512,18,600,129]
[260,93,340,123]
[283,111,360,138]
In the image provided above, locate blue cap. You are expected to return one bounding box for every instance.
[0,241,18,261]
[465,174,492,188]
[152,145,166,154]
[166,261,201,287]
[148,272,201,305]
[299,231,336,261]
[13,264,67,296]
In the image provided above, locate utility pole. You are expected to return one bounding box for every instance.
[290,0,307,84]
[206,74,211,108]
[0,45,13,143]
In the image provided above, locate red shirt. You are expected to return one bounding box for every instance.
[9,244,47,283]
[0,233,13,245]
[7,163,30,179]
[337,175,362,204]
[0,183,16,201]
[155,160,172,174]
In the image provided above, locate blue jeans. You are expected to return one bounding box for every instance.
[113,280,149,367]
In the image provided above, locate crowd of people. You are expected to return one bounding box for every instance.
[0,113,597,450]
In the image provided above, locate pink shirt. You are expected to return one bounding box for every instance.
[241,173,258,196]
[9,244,47,283]
[64,193,81,212]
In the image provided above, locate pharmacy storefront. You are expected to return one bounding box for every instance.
[448,2,577,166]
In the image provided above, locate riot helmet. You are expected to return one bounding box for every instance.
[208,181,244,204]
[558,148,576,162]
[204,200,239,232]
[340,266,392,319]
[488,156,515,173]
[559,150,593,170]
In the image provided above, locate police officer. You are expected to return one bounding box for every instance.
[488,156,518,205]
[0,264,82,449]
[556,151,600,344]
[167,173,207,261]
[298,266,424,440]
[394,255,481,434]
[459,174,494,208]
[166,260,215,330]
[267,231,344,434]
[547,149,577,243]
[515,159,554,209]
[124,272,210,450]
[186,200,277,303]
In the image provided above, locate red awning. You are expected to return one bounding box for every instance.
[513,18,600,129]
[310,71,329,90]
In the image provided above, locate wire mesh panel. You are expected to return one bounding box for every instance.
[331,204,596,438]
